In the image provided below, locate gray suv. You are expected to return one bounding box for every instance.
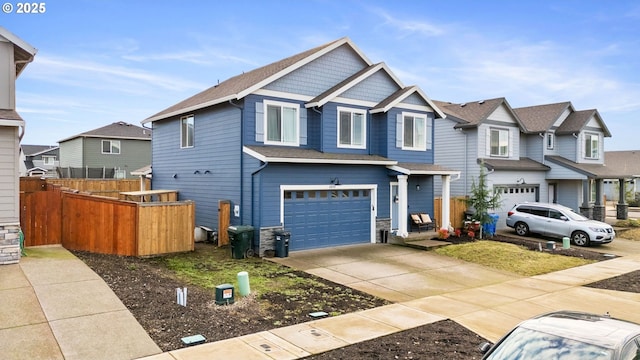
[505,202,614,246]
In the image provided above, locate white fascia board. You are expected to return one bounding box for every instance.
[388,165,460,176]
[242,146,396,165]
[0,26,37,56]
[142,94,237,124]
[0,119,25,127]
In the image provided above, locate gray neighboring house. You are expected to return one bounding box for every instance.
[433,98,623,228]
[20,144,59,177]
[58,121,151,179]
[0,26,36,264]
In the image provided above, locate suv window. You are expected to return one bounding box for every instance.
[549,210,564,220]
[516,205,532,214]
[529,207,549,217]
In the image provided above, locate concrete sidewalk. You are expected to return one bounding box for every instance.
[0,245,161,360]
[139,241,640,360]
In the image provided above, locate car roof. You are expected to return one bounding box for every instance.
[515,202,572,211]
[519,311,640,350]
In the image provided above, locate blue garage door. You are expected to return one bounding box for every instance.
[284,189,371,251]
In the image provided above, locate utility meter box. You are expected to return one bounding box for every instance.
[215,284,235,305]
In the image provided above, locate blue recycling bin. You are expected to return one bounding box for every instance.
[483,213,499,236]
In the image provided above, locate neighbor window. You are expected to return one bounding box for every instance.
[42,155,55,165]
[490,128,509,157]
[265,100,299,146]
[181,115,194,148]
[546,133,554,150]
[585,133,599,159]
[101,140,120,154]
[403,113,426,150]
[338,107,366,148]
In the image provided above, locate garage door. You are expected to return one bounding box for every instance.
[284,189,371,251]
[494,185,538,229]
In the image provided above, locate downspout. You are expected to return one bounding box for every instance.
[311,106,323,152]
[250,161,268,228]
[229,99,244,223]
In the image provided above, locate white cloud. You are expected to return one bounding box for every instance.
[368,7,445,38]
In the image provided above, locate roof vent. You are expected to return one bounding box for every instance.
[478,100,485,104]
[460,103,466,107]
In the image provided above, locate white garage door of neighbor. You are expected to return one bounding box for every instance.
[495,185,538,229]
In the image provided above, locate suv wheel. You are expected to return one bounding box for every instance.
[515,222,529,236]
[571,231,590,247]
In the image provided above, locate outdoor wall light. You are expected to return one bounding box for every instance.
[330,177,341,185]
[516,177,526,185]
[172,173,178,179]
[193,170,201,174]
[416,184,420,191]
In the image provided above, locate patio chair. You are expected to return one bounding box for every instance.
[410,213,436,232]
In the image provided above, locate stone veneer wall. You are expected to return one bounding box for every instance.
[258,226,282,257]
[0,223,21,265]
[376,218,391,243]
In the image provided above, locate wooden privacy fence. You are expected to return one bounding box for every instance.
[434,196,468,229]
[46,178,150,198]
[20,178,194,256]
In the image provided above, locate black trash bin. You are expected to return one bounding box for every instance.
[274,230,290,258]
[227,225,254,259]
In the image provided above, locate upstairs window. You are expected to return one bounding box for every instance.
[181,115,194,148]
[402,113,426,150]
[338,107,366,149]
[102,140,121,154]
[265,100,299,146]
[490,128,509,157]
[42,155,55,165]
[546,133,554,150]
[585,133,599,159]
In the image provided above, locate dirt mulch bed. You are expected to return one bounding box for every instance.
[72,234,635,359]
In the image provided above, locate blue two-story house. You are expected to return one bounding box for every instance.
[143,37,458,255]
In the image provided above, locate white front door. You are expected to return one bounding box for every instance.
[548,184,556,203]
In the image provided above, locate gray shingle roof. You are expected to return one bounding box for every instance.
[144,38,352,123]
[0,109,23,121]
[513,102,572,133]
[59,121,152,143]
[555,109,611,137]
[21,144,58,156]
[604,151,640,178]
[481,157,550,171]
[545,155,616,179]
[433,98,521,129]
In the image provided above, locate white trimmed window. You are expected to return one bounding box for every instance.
[181,115,194,148]
[337,107,366,149]
[42,155,55,165]
[264,100,299,146]
[585,133,599,159]
[402,112,427,150]
[546,132,554,150]
[490,128,509,157]
[101,140,121,154]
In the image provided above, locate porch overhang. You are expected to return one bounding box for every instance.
[481,157,549,172]
[243,146,397,165]
[387,162,460,177]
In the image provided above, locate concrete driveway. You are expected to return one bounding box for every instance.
[270,243,521,303]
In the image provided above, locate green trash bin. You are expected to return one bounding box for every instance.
[227,225,254,259]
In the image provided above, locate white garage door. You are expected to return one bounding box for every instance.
[494,185,538,229]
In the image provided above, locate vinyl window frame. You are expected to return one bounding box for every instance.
[489,128,509,157]
[101,139,121,155]
[337,106,367,149]
[401,112,427,151]
[180,114,195,148]
[264,99,300,147]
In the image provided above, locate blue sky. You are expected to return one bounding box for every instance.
[4,0,639,150]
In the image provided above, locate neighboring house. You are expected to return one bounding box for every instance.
[20,144,59,177]
[143,37,459,255]
[0,26,36,264]
[58,121,152,179]
[434,98,623,228]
